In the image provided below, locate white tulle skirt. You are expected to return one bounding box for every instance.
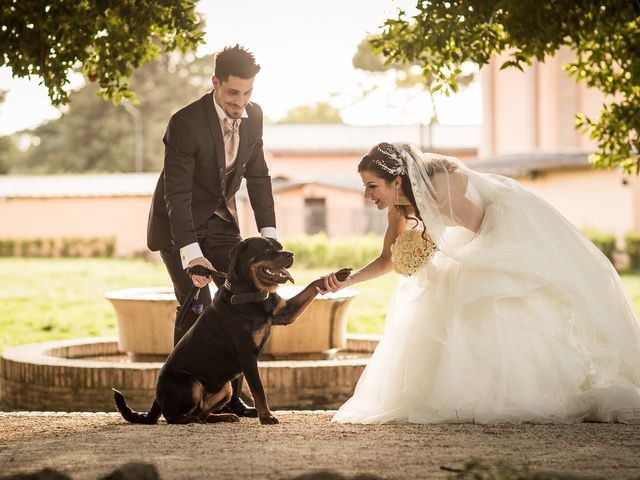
[333,204,640,424]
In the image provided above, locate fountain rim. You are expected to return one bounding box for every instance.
[1,335,379,369]
[104,285,359,302]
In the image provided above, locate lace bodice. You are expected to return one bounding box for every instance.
[390,229,437,276]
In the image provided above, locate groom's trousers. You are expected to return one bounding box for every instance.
[160,214,244,396]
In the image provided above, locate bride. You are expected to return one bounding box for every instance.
[321,142,640,424]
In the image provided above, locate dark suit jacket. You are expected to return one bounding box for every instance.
[147,92,276,252]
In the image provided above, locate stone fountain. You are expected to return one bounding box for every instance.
[1,286,379,412]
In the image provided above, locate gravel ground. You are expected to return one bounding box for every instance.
[1,411,639,480]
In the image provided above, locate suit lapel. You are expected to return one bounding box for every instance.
[203,92,227,176]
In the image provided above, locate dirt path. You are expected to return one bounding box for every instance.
[1,411,639,479]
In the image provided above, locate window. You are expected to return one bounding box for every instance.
[304,198,326,234]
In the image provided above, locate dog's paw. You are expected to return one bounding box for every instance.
[334,268,352,282]
[206,413,240,423]
[259,414,279,425]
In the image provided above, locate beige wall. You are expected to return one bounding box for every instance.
[3,169,637,256]
[238,184,369,239]
[0,183,372,257]
[266,149,477,179]
[0,196,151,256]
[477,47,636,243]
[518,169,639,241]
[266,152,361,178]
[481,47,606,157]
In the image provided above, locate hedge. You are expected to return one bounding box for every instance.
[0,237,116,258]
[281,234,381,269]
[624,232,640,271]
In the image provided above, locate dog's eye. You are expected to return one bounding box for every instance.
[265,247,273,254]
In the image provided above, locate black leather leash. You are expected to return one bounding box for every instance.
[185,264,226,282]
[174,265,226,333]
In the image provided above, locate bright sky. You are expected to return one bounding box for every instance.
[0,0,482,136]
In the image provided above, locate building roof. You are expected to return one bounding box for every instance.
[270,176,363,194]
[0,173,159,199]
[470,151,592,176]
[263,123,480,153]
[0,173,363,199]
[0,151,594,199]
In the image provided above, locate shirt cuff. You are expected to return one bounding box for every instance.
[260,227,277,239]
[180,242,204,270]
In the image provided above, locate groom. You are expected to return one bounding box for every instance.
[147,45,277,417]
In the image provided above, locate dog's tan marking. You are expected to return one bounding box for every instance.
[205,412,240,423]
[252,322,271,350]
[200,381,233,413]
[272,297,287,316]
[191,382,204,403]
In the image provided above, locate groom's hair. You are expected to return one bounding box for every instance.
[215,44,261,81]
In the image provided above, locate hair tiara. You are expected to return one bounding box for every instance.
[372,144,406,176]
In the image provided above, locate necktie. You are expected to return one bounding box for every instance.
[223,117,240,170]
[215,117,240,222]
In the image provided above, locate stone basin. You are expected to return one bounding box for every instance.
[0,285,370,411]
[105,285,359,361]
[0,335,380,411]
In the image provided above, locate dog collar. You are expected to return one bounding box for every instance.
[224,280,270,305]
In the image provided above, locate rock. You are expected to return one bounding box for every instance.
[0,468,71,480]
[289,471,384,480]
[99,462,160,480]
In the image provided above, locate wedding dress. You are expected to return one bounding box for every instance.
[332,145,640,424]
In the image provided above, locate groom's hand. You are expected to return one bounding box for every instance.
[187,256,215,288]
[316,268,351,295]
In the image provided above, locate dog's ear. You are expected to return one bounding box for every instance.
[227,240,249,284]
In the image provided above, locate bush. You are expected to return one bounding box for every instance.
[582,228,616,264]
[281,234,381,269]
[0,239,15,256]
[0,236,117,258]
[624,232,640,271]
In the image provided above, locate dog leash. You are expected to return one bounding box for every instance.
[186,265,226,282]
[173,265,227,336]
[185,265,268,306]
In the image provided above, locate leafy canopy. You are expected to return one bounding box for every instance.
[280,102,344,124]
[1,0,204,105]
[12,52,216,174]
[372,1,640,173]
[352,36,475,125]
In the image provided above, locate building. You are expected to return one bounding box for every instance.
[3,54,634,257]
[0,124,480,256]
[475,47,640,242]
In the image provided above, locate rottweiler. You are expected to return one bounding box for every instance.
[113,236,350,425]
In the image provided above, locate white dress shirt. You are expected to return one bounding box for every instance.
[179,94,277,269]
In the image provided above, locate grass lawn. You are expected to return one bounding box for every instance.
[0,257,399,353]
[2,257,640,354]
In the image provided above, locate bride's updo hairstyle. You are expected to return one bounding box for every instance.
[358,142,422,227]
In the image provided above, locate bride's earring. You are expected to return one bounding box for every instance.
[396,187,399,204]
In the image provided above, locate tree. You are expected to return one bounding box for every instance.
[0,89,15,174]
[280,102,344,124]
[371,1,640,173]
[352,36,474,140]
[1,0,204,105]
[0,136,13,174]
[14,52,216,173]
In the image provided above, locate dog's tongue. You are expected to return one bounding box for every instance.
[277,268,294,284]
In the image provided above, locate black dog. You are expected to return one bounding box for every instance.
[113,236,350,425]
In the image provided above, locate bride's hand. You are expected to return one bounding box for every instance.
[317,272,350,294]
